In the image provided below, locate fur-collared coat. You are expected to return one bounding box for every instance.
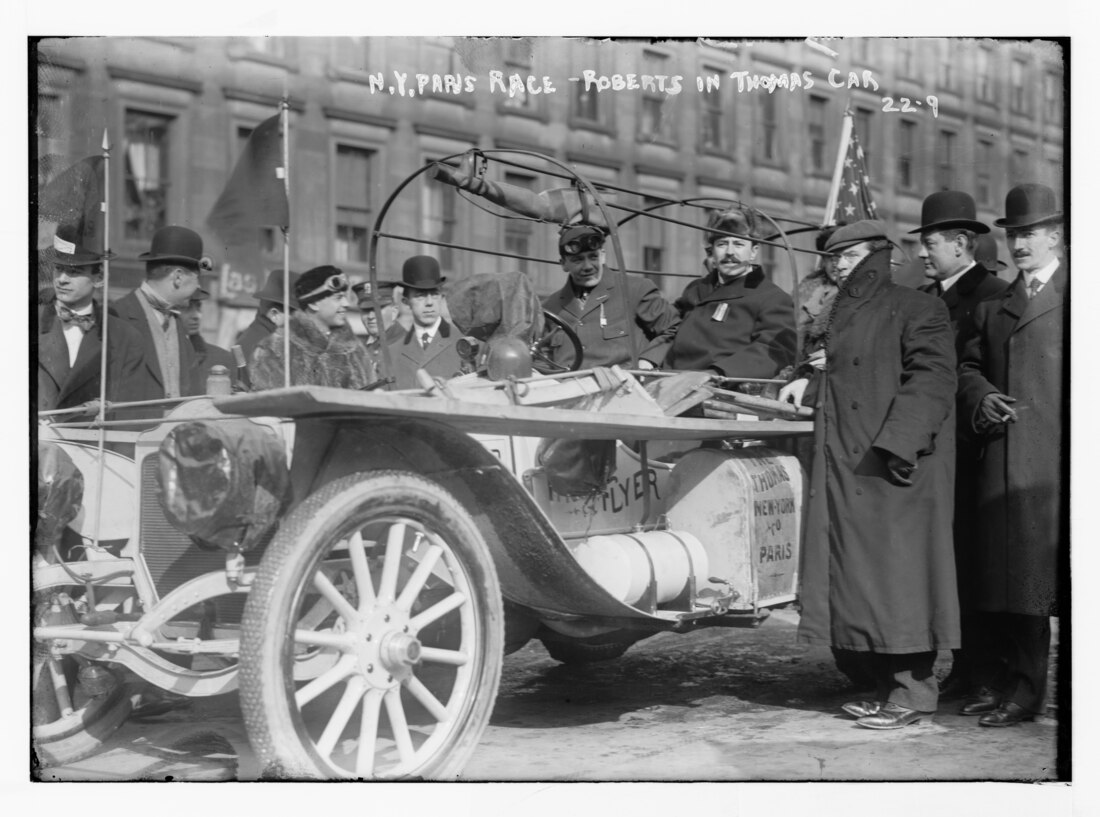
[251,313,372,391]
[957,265,1067,616]
[798,247,960,653]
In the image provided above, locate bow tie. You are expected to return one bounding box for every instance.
[56,304,96,332]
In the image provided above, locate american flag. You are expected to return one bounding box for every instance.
[830,128,878,225]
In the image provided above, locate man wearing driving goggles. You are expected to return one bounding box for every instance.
[541,224,679,370]
[250,264,373,390]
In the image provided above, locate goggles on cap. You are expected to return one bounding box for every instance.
[561,232,606,257]
[301,272,349,302]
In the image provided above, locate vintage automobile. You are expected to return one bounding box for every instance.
[33,150,816,780]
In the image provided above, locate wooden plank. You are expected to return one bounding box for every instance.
[215,386,813,441]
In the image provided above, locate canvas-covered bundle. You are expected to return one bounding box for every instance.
[448,270,544,344]
[36,442,84,554]
[157,419,290,552]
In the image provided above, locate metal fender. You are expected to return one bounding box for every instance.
[286,416,666,622]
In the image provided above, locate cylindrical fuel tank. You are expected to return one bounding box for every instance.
[567,531,708,607]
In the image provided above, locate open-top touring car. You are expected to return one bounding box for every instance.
[34,149,817,779]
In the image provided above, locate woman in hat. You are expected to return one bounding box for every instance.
[250,265,373,391]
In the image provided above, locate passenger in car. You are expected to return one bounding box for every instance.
[37,225,156,412]
[250,264,373,390]
[663,208,796,379]
[541,224,680,370]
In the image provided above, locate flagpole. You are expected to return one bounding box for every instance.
[92,129,111,551]
[280,98,291,390]
[823,111,854,227]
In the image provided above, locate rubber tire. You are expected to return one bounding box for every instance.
[239,470,503,780]
[539,632,636,665]
[32,656,132,767]
[532,310,584,373]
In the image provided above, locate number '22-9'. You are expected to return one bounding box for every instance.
[882,96,939,117]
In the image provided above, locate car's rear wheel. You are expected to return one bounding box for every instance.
[240,471,503,780]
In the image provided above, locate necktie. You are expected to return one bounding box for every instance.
[1027,277,1043,299]
[56,304,96,332]
[421,331,431,349]
[153,304,180,331]
[933,280,945,298]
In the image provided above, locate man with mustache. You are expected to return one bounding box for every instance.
[956,183,1067,727]
[250,264,372,390]
[664,209,796,378]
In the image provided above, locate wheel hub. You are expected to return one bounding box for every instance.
[352,606,419,689]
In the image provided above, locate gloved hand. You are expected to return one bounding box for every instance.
[778,377,810,406]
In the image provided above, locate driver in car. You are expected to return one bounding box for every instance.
[541,224,680,370]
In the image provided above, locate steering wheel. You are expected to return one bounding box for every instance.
[531,310,584,374]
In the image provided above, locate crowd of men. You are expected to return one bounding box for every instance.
[36,181,1066,734]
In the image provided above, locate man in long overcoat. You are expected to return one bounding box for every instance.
[541,225,680,370]
[912,191,1009,698]
[956,184,1066,727]
[780,220,960,729]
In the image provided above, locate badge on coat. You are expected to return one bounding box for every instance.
[711,303,728,322]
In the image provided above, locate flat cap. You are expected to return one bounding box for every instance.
[825,219,890,253]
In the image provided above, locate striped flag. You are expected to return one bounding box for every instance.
[824,113,878,226]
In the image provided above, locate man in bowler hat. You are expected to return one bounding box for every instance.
[384,256,465,389]
[112,225,208,400]
[37,225,156,412]
[956,183,1067,726]
[237,268,300,367]
[911,191,1009,700]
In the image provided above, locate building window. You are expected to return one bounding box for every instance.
[938,41,957,90]
[1044,73,1063,124]
[334,144,373,264]
[852,38,870,64]
[36,93,62,187]
[976,47,996,103]
[638,51,672,142]
[641,196,666,287]
[855,106,874,172]
[503,172,536,272]
[758,92,778,163]
[501,39,534,111]
[422,171,457,271]
[1011,148,1030,186]
[1011,58,1029,113]
[123,110,172,242]
[976,139,995,207]
[808,96,828,174]
[936,129,957,191]
[333,37,369,72]
[235,126,278,254]
[239,37,286,59]
[700,66,724,151]
[897,119,916,190]
[897,39,915,78]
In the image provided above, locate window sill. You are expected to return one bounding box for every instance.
[568,117,616,137]
[495,103,549,123]
[636,135,678,149]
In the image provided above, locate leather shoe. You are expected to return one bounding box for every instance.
[979,702,1035,727]
[842,700,885,718]
[855,703,932,730]
[959,686,1001,716]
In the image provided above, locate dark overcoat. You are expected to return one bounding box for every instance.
[920,263,1009,583]
[38,302,158,412]
[236,313,276,368]
[798,247,961,654]
[957,265,1067,616]
[189,335,239,389]
[112,289,202,398]
[383,320,465,390]
[665,266,796,377]
[541,272,680,369]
